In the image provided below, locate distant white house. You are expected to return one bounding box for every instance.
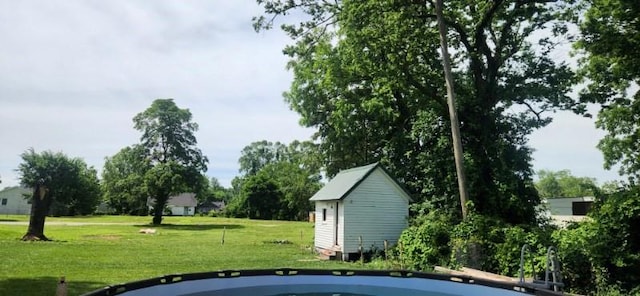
[0,187,32,215]
[541,196,594,226]
[148,193,197,216]
[310,163,411,261]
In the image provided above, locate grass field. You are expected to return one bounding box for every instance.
[0,215,370,295]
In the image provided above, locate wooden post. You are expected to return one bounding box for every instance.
[55,276,67,296]
[221,226,226,245]
[399,241,404,270]
[384,240,389,261]
[359,236,363,264]
[435,0,469,219]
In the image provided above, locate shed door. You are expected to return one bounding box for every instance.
[334,202,339,245]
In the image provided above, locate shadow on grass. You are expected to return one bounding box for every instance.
[132,223,244,231]
[0,219,19,222]
[0,276,107,296]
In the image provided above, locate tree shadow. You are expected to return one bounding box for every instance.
[0,276,107,296]
[132,223,244,231]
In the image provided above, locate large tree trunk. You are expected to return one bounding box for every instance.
[152,196,167,225]
[22,184,51,241]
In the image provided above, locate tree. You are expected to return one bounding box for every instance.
[49,164,101,216]
[577,0,640,183]
[229,140,322,220]
[240,173,283,220]
[17,149,100,241]
[535,169,599,198]
[133,99,208,224]
[238,140,287,175]
[255,0,578,224]
[102,145,151,215]
[261,161,321,220]
[208,177,233,203]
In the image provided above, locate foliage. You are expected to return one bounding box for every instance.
[102,145,151,215]
[228,140,322,221]
[18,149,101,216]
[133,99,207,170]
[553,185,640,294]
[577,0,640,183]
[398,211,453,270]
[255,0,579,224]
[535,169,599,198]
[17,149,101,239]
[238,140,287,176]
[207,177,233,203]
[261,161,321,220]
[49,164,101,216]
[132,99,208,224]
[236,173,282,220]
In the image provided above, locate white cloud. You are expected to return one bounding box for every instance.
[0,0,622,190]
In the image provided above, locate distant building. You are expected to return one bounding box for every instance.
[0,187,32,215]
[148,193,197,216]
[197,201,226,214]
[310,163,411,261]
[541,196,594,226]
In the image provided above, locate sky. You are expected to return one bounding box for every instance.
[0,1,622,190]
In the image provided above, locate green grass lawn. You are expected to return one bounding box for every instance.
[0,215,370,295]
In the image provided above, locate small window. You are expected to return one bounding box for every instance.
[322,208,327,221]
[1,198,7,206]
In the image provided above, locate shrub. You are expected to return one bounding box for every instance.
[398,211,452,271]
[553,186,640,294]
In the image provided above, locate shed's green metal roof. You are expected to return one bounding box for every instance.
[309,163,380,201]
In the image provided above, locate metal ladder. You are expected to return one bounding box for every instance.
[519,244,564,292]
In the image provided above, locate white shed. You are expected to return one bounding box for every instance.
[310,163,411,260]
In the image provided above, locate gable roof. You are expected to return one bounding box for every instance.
[148,193,197,207]
[309,163,412,201]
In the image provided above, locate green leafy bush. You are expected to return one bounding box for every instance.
[398,211,453,271]
[553,186,640,294]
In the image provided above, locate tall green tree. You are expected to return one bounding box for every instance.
[49,164,101,216]
[207,177,233,203]
[102,145,151,215]
[238,140,287,175]
[229,140,322,220]
[577,0,640,183]
[133,99,208,224]
[535,169,599,198]
[239,173,283,220]
[17,149,100,240]
[262,161,322,220]
[255,0,578,224]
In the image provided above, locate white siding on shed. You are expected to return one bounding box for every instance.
[314,201,344,252]
[342,169,408,254]
[0,187,32,215]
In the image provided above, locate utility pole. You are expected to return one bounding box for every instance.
[435,0,469,219]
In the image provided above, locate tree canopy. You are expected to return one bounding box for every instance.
[535,169,598,198]
[18,149,100,240]
[102,145,151,215]
[577,0,640,184]
[133,99,208,224]
[227,140,322,220]
[255,0,579,224]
